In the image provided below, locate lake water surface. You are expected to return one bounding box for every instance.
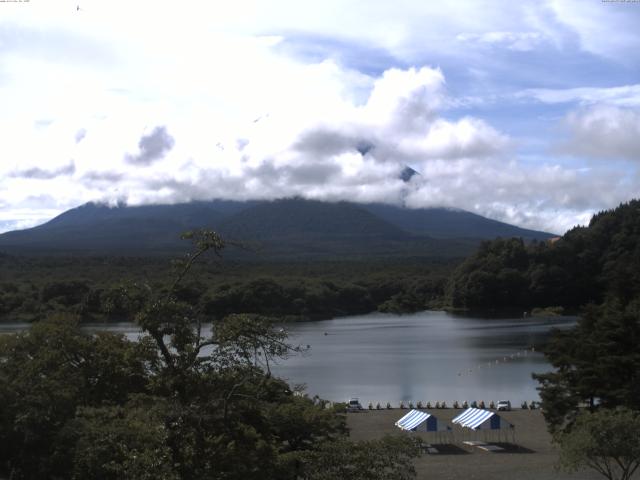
[271,311,574,406]
[1,311,574,406]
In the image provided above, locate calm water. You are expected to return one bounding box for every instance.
[271,311,574,406]
[0,311,573,406]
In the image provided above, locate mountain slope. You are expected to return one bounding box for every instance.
[361,203,555,240]
[0,198,553,258]
[219,198,407,240]
[0,202,236,252]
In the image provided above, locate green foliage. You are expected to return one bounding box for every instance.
[297,435,421,480]
[448,200,640,310]
[534,300,640,433]
[556,408,640,480]
[0,314,156,479]
[63,398,178,480]
[0,255,455,323]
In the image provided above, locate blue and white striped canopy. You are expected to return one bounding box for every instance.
[395,410,448,432]
[452,408,512,430]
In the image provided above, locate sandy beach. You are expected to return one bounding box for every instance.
[347,409,618,480]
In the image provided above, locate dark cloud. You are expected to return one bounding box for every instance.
[125,126,175,165]
[11,161,75,179]
[82,170,124,183]
[294,128,376,158]
[283,162,341,185]
[251,160,341,186]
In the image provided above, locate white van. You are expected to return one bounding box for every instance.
[346,397,364,412]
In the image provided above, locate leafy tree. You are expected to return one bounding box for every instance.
[0,314,156,479]
[534,300,640,434]
[298,435,421,480]
[557,408,640,480]
[61,397,178,480]
[447,200,640,311]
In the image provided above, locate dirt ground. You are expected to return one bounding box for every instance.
[347,409,624,480]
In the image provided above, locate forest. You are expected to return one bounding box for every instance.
[448,200,640,311]
[0,255,454,323]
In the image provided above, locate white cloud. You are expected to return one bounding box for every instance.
[0,0,638,236]
[547,0,640,63]
[520,85,640,108]
[456,31,546,51]
[561,106,640,161]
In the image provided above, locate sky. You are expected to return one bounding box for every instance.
[1,0,639,235]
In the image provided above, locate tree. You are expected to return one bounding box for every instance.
[298,435,421,480]
[0,314,156,479]
[61,397,178,480]
[557,408,640,480]
[534,300,640,434]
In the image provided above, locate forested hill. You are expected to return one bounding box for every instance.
[448,199,640,310]
[0,198,553,258]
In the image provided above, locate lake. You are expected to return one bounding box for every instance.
[0,311,573,406]
[271,311,574,406]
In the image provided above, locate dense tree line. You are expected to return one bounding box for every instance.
[0,256,453,323]
[448,200,640,311]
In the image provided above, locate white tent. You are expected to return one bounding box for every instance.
[451,408,515,443]
[395,409,452,445]
[395,409,450,432]
[451,408,512,430]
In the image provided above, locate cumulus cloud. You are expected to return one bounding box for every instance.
[290,67,508,169]
[561,106,640,161]
[124,126,175,165]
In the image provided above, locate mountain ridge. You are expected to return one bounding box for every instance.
[0,198,555,258]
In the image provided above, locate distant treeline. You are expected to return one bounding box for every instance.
[0,257,453,322]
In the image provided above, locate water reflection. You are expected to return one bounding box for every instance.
[271,311,575,405]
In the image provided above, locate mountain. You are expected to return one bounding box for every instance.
[0,198,554,258]
[361,203,553,241]
[219,198,407,240]
[0,202,232,253]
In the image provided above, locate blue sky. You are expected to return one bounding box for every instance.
[0,0,639,234]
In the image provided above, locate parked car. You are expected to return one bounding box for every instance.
[346,397,364,412]
[496,400,511,411]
